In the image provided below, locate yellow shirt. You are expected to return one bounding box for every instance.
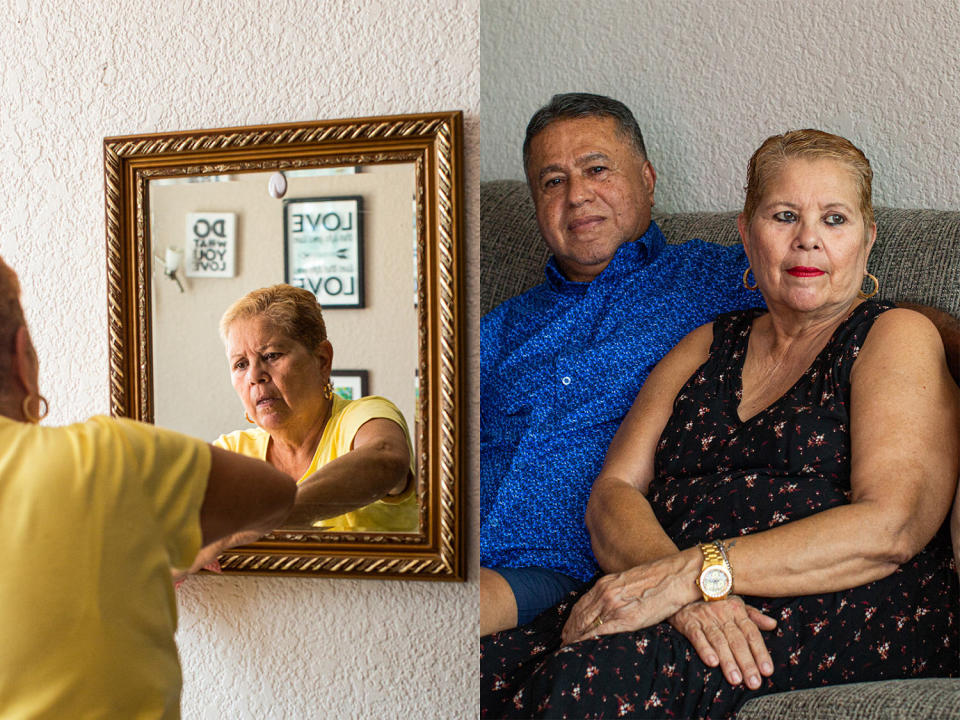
[0,415,210,720]
[214,395,417,532]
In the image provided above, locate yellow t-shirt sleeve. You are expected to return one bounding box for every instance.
[94,416,211,569]
[335,396,415,504]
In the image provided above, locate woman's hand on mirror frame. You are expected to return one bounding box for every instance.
[172,529,266,586]
[172,444,297,585]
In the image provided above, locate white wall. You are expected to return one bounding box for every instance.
[481,0,960,213]
[0,1,478,718]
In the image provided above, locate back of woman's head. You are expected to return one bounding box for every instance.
[743,129,874,228]
[219,284,327,352]
[0,258,25,391]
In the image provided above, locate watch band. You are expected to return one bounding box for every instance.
[701,540,726,568]
[715,539,731,569]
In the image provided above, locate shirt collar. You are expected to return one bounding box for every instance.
[544,220,666,295]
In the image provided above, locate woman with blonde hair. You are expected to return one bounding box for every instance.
[215,283,417,532]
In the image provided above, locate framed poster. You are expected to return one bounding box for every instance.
[330,370,369,400]
[184,212,236,277]
[284,196,364,308]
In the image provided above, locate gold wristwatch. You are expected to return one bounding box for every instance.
[697,540,733,601]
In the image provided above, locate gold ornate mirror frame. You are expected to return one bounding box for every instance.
[103,111,464,580]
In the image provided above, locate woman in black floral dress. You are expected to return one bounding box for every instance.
[480,130,960,719]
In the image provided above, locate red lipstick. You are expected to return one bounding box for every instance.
[786,266,825,277]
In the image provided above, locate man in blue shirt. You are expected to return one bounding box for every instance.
[480,93,762,635]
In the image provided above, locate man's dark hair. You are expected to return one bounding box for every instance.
[522,92,648,175]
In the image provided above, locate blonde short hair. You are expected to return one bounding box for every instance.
[0,257,25,391]
[743,129,874,229]
[220,284,327,352]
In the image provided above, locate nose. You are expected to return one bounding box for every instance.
[793,219,822,251]
[246,359,268,385]
[566,172,595,206]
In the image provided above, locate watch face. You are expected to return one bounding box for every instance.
[699,566,732,599]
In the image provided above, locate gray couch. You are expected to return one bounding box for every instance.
[480,179,960,719]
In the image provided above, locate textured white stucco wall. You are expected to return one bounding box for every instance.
[482,0,960,213]
[0,1,478,718]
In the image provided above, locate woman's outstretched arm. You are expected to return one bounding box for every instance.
[288,418,410,523]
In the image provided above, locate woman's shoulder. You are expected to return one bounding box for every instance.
[327,395,413,458]
[332,394,410,432]
[862,303,944,346]
[77,415,196,445]
[648,321,717,387]
[213,426,270,456]
[44,416,211,479]
[855,303,949,375]
[336,394,403,416]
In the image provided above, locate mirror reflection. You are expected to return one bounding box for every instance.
[149,165,420,533]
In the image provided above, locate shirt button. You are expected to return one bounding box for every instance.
[561,376,571,386]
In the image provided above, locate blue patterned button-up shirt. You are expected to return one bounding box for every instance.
[480,222,762,580]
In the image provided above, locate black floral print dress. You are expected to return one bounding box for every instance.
[480,302,958,719]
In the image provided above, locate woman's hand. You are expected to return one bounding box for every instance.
[669,597,776,689]
[173,560,222,588]
[562,549,701,644]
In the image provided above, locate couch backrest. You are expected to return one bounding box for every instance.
[481,179,960,319]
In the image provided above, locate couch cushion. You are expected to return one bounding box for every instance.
[868,208,960,318]
[480,180,546,314]
[737,678,960,720]
[481,179,960,321]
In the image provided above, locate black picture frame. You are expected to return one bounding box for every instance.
[330,369,369,400]
[284,195,365,308]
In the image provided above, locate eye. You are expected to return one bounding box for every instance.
[824,213,846,226]
[773,211,797,222]
[542,176,563,190]
[587,165,608,176]
[263,352,282,362]
[232,359,248,371]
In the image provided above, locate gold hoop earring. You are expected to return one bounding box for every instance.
[742,267,758,291]
[245,412,254,424]
[22,394,49,423]
[323,381,334,400]
[858,273,879,299]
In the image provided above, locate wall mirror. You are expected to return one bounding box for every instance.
[104,112,464,580]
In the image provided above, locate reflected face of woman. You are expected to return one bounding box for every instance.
[225,314,331,435]
[739,157,876,317]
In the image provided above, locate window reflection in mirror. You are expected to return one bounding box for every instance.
[149,164,419,533]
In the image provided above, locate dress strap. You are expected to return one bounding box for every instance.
[707,308,765,366]
[817,300,895,390]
